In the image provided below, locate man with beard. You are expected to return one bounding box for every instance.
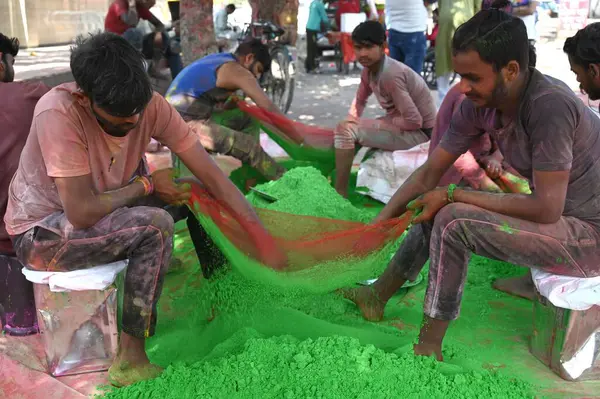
[4,32,286,386]
[166,39,299,181]
[342,2,600,361]
[564,22,600,106]
[334,21,437,197]
[0,33,49,336]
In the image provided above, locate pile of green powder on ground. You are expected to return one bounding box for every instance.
[246,166,372,222]
[187,165,403,293]
[102,335,533,399]
[100,166,549,398]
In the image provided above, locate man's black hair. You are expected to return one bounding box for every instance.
[564,22,600,68]
[452,0,529,71]
[352,21,386,46]
[0,33,19,58]
[235,38,271,73]
[226,3,236,11]
[70,32,153,117]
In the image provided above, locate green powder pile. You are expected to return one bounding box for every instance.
[99,166,582,398]
[102,335,533,399]
[246,166,372,222]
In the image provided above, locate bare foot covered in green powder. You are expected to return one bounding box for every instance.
[340,286,386,321]
[108,333,163,387]
[413,343,443,362]
[492,274,535,301]
[108,361,163,387]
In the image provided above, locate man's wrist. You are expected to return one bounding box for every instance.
[134,175,154,196]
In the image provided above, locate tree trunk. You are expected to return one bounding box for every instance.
[248,0,299,46]
[180,0,218,65]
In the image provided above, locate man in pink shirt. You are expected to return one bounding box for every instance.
[334,21,437,197]
[4,33,284,386]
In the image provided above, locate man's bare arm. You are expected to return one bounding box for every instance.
[452,169,568,224]
[218,63,282,115]
[121,0,140,27]
[217,62,303,143]
[375,147,458,222]
[55,175,146,230]
[176,141,262,223]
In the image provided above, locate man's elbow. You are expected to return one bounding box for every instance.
[64,207,100,230]
[534,206,563,224]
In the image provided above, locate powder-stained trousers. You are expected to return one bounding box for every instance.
[11,196,225,338]
[387,203,600,320]
[334,118,431,151]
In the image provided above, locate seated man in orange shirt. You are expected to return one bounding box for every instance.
[4,32,285,386]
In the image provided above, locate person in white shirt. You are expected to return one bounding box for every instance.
[214,4,236,37]
[385,0,430,74]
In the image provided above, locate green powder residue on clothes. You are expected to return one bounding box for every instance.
[99,166,572,399]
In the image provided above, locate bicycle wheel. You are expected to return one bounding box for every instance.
[422,49,437,90]
[266,47,295,114]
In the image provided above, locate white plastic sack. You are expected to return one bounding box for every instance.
[531,268,600,311]
[356,142,430,204]
[23,260,128,293]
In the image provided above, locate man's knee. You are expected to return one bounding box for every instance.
[334,121,358,150]
[137,207,175,238]
[229,131,262,161]
[433,203,482,231]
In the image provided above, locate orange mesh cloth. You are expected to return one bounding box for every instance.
[188,183,411,272]
[237,100,334,149]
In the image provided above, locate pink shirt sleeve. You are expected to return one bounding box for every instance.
[348,70,372,119]
[150,94,199,154]
[385,70,423,131]
[35,110,92,178]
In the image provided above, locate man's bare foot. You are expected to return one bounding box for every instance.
[492,274,535,300]
[413,343,443,361]
[108,332,163,386]
[108,361,163,387]
[340,286,385,321]
[335,187,348,198]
